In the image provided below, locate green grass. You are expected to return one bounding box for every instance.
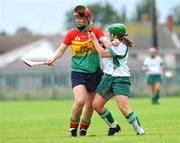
[1,97,180,143]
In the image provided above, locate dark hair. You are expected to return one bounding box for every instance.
[117,35,133,47]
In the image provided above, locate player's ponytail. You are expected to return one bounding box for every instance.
[119,36,133,48]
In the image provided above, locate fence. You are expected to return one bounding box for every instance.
[0,67,180,100]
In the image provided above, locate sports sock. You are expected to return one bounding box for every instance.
[79,119,90,131]
[99,108,117,128]
[126,112,141,126]
[155,91,160,101]
[151,91,160,104]
[126,112,142,133]
[70,117,79,129]
[151,95,157,104]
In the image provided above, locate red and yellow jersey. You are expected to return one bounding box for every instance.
[63,26,104,45]
[63,26,104,73]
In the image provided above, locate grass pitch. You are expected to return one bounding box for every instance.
[1,97,180,143]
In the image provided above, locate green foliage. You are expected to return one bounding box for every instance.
[132,0,152,22]
[0,31,7,36]
[65,2,126,30]
[1,97,180,143]
[121,6,127,23]
[172,4,180,25]
[64,10,75,30]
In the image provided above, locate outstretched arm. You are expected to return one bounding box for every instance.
[45,43,68,65]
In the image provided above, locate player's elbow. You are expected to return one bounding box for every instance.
[101,54,109,58]
[99,51,111,58]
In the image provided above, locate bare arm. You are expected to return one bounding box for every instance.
[160,63,165,75]
[45,43,68,65]
[99,36,112,48]
[90,33,112,58]
[142,65,149,72]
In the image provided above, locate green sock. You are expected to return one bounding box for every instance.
[99,108,117,128]
[151,91,160,104]
[151,95,157,104]
[126,112,143,134]
[126,112,141,127]
[155,91,160,100]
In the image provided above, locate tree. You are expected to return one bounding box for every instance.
[65,2,126,30]
[121,6,127,23]
[132,0,152,22]
[0,31,7,36]
[172,4,180,25]
[65,11,75,30]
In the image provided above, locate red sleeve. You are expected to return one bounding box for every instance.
[91,26,105,40]
[63,28,76,45]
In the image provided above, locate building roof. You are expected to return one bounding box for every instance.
[0,35,44,54]
[0,35,71,72]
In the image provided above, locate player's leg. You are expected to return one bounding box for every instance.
[115,95,145,135]
[148,84,155,95]
[149,84,157,104]
[148,75,157,104]
[70,85,87,137]
[154,82,161,104]
[92,93,121,136]
[79,91,95,136]
[79,67,104,136]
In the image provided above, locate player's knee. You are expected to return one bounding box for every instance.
[92,101,98,110]
[92,101,97,109]
[75,98,85,107]
[85,99,93,108]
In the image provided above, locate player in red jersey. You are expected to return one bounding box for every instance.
[46,5,111,136]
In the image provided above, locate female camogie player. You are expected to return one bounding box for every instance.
[46,5,111,136]
[90,23,145,136]
[143,47,164,104]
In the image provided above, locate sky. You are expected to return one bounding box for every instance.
[0,0,179,35]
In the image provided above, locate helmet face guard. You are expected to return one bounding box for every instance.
[73,5,92,23]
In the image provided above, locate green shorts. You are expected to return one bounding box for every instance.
[97,74,131,99]
[147,74,161,85]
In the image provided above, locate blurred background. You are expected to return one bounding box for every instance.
[0,0,180,100]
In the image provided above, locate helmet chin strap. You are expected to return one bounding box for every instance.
[77,25,86,30]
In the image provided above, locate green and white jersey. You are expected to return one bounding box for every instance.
[144,56,164,75]
[102,42,130,77]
